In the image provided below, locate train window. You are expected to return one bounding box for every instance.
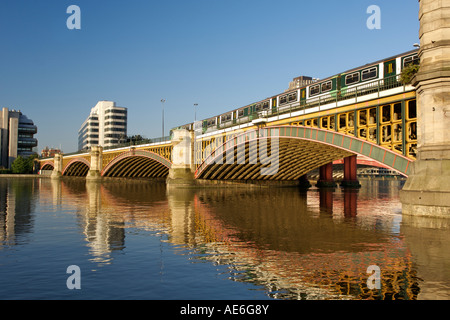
[345,72,360,85]
[321,81,332,93]
[288,92,297,102]
[254,104,261,112]
[310,85,320,96]
[221,113,232,122]
[262,101,269,110]
[279,95,287,105]
[403,55,419,68]
[361,67,377,81]
[238,110,244,117]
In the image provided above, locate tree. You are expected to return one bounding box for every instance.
[400,64,420,85]
[11,154,38,174]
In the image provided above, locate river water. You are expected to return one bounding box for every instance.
[0,177,449,300]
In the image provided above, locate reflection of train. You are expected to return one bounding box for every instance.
[174,49,419,135]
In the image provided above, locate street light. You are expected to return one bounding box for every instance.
[161,99,166,140]
[194,103,198,122]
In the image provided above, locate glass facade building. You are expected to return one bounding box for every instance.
[0,108,38,168]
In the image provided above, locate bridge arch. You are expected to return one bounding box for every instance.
[195,126,413,180]
[102,150,172,178]
[40,161,54,171]
[62,158,91,177]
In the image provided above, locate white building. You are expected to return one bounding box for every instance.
[78,101,127,151]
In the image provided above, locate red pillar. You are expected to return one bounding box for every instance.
[316,162,337,188]
[341,155,361,188]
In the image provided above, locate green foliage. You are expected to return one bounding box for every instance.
[11,155,37,174]
[400,64,420,85]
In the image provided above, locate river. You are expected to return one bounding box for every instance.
[0,177,449,300]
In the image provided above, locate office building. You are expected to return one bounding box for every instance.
[0,108,38,168]
[78,101,127,151]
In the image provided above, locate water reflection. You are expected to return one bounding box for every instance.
[2,177,450,299]
[0,178,38,246]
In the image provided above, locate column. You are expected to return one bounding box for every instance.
[400,0,450,217]
[340,155,361,188]
[316,162,337,188]
[51,153,63,179]
[86,146,103,181]
[298,173,312,189]
[167,129,196,188]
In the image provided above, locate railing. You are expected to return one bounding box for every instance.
[40,136,173,159]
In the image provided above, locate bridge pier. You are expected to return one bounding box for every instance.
[86,146,103,181]
[316,162,337,188]
[400,0,450,217]
[167,129,196,188]
[51,153,63,179]
[340,155,361,188]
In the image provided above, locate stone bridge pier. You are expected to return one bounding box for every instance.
[400,0,450,217]
[86,146,103,181]
[166,129,195,188]
[51,153,63,179]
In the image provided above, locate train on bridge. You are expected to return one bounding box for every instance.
[175,49,419,137]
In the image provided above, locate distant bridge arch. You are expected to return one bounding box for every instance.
[40,161,54,171]
[62,158,91,177]
[195,126,413,180]
[101,150,172,178]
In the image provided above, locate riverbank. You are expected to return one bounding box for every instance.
[0,174,47,178]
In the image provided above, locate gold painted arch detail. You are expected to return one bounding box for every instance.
[195,126,413,181]
[102,150,172,178]
[40,161,55,171]
[62,158,91,177]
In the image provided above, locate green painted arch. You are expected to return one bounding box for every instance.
[195,125,413,180]
[101,150,172,178]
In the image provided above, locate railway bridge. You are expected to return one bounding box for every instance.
[39,74,417,188]
[39,0,450,217]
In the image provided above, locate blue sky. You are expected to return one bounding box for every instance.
[0,0,419,153]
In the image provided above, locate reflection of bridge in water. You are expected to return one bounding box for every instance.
[32,178,435,299]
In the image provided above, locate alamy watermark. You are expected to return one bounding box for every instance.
[66,5,381,31]
[367,5,381,30]
[66,265,81,290]
[367,265,381,290]
[192,124,279,176]
[66,5,81,30]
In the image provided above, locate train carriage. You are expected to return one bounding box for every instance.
[173,49,419,138]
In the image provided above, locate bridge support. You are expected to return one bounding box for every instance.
[316,162,337,188]
[51,153,63,179]
[86,146,103,181]
[167,129,195,188]
[341,155,361,188]
[400,0,450,217]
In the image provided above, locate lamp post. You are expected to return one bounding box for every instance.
[194,103,198,122]
[161,99,165,140]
